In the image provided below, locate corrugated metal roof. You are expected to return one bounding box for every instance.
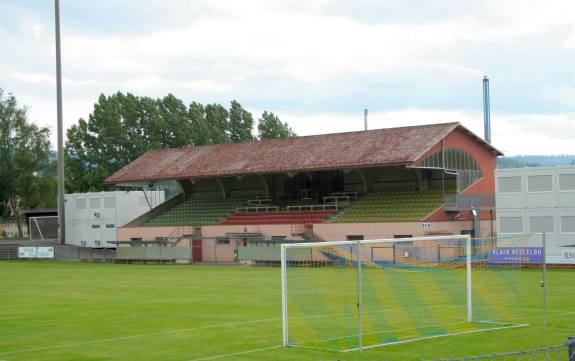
[105,122,496,184]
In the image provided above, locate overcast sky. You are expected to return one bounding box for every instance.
[1,0,575,155]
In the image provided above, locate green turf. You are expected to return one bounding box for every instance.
[0,261,573,361]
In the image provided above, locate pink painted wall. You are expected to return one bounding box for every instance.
[201,224,300,239]
[117,226,178,243]
[313,220,493,241]
[117,219,494,261]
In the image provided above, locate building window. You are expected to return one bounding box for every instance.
[500,217,523,234]
[217,239,230,245]
[528,175,553,192]
[91,224,101,229]
[75,199,87,210]
[130,238,143,247]
[417,148,482,191]
[393,235,413,239]
[104,197,116,209]
[559,174,575,191]
[346,235,364,240]
[105,224,115,229]
[560,216,575,233]
[89,198,101,209]
[529,216,554,233]
[498,176,521,193]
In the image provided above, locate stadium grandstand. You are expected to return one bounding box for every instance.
[104,122,502,263]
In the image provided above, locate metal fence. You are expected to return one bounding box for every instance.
[55,246,116,262]
[424,337,575,361]
[0,244,116,262]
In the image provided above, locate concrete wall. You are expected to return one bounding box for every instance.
[117,226,179,242]
[313,220,492,241]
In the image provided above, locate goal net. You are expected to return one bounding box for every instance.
[29,216,59,241]
[281,235,529,352]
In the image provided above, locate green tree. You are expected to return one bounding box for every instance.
[66,92,200,192]
[188,102,211,146]
[204,103,230,144]
[257,111,296,140]
[0,88,53,238]
[155,94,191,148]
[66,93,135,192]
[228,100,255,142]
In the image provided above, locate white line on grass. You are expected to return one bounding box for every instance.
[0,293,273,312]
[187,345,283,361]
[0,318,279,356]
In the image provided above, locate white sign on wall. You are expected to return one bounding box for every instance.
[18,247,54,259]
[560,248,575,264]
[422,223,432,230]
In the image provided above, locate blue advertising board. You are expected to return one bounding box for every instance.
[490,247,543,264]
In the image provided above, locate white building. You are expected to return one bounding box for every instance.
[65,191,164,248]
[496,166,575,264]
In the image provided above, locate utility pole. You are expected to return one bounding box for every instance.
[55,0,65,244]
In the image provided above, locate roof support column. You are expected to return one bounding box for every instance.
[413,169,429,191]
[259,175,270,198]
[215,178,227,199]
[356,169,368,194]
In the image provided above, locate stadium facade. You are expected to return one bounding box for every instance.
[496,165,575,264]
[104,122,502,262]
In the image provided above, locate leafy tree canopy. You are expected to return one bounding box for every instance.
[257,111,296,140]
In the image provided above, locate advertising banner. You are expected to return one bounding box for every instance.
[560,248,575,264]
[490,247,543,264]
[18,246,54,259]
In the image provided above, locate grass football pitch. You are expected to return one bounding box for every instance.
[0,261,573,361]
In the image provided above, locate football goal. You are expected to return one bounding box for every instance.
[281,235,529,352]
[29,216,59,241]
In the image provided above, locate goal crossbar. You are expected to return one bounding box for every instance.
[281,235,467,249]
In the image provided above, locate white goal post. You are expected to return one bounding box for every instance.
[281,235,528,352]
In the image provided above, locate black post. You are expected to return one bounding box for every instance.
[568,336,574,361]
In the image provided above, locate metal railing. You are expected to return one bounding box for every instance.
[444,193,496,211]
[0,244,116,262]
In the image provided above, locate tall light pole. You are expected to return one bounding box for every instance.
[55,0,65,244]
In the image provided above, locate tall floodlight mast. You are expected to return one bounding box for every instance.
[55,0,65,244]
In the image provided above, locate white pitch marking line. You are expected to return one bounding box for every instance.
[0,318,279,356]
[187,345,283,361]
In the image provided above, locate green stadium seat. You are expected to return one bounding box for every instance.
[328,188,455,223]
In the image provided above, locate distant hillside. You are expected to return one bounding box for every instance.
[497,155,575,168]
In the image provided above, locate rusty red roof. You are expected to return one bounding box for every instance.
[105,122,499,184]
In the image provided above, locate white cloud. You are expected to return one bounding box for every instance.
[565,32,575,48]
[2,0,575,155]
